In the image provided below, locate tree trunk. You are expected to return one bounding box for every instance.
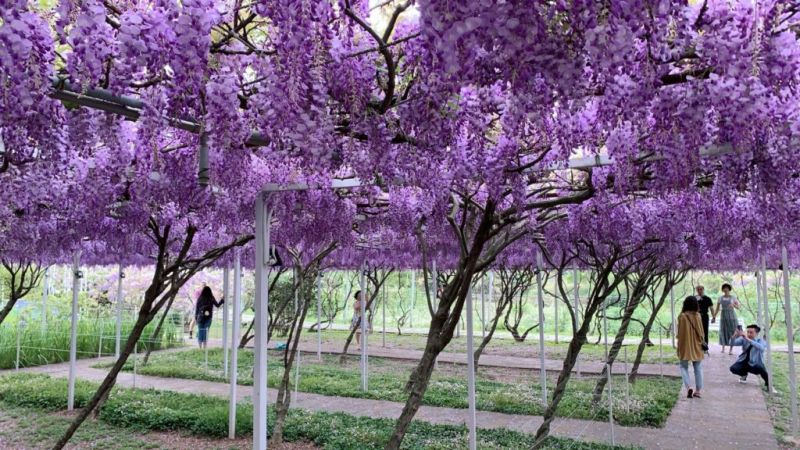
[0,295,21,328]
[591,285,647,405]
[474,300,509,367]
[272,280,312,443]
[239,319,254,348]
[52,306,152,449]
[533,316,596,448]
[384,201,495,450]
[629,303,662,384]
[141,292,178,365]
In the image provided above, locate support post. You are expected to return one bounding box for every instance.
[40,268,49,335]
[15,320,21,371]
[465,285,477,450]
[762,256,773,379]
[756,266,764,327]
[573,268,580,376]
[536,251,547,404]
[316,273,322,361]
[67,251,81,411]
[481,275,486,338]
[782,245,798,435]
[381,277,386,348]
[658,328,663,378]
[222,265,230,378]
[670,288,676,348]
[623,347,629,411]
[360,265,368,392]
[229,251,242,439]
[115,263,124,359]
[607,363,615,446]
[253,196,271,450]
[409,270,416,329]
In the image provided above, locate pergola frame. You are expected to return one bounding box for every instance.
[47,77,796,449]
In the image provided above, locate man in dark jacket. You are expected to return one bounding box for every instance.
[695,285,714,345]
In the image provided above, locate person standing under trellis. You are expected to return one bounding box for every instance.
[195,286,224,349]
[694,285,714,346]
[712,283,740,355]
[677,297,705,398]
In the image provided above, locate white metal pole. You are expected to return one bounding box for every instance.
[115,263,123,359]
[604,305,609,361]
[222,265,230,378]
[229,251,242,439]
[573,268,580,376]
[317,273,322,361]
[554,287,559,344]
[465,284,477,450]
[481,275,486,338]
[253,197,270,450]
[133,342,137,388]
[409,270,416,329]
[360,266,368,392]
[607,362,615,445]
[488,270,493,314]
[623,347,629,411]
[41,268,48,335]
[762,256,773,379]
[382,278,386,348]
[670,288,676,348]
[756,267,764,327]
[781,245,797,435]
[15,321,21,371]
[536,251,547,404]
[67,251,81,411]
[658,328,663,378]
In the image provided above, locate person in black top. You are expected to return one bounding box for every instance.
[195,286,224,349]
[695,285,714,346]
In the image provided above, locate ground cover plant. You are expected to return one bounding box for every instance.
[0,373,635,450]
[295,329,680,365]
[96,348,679,427]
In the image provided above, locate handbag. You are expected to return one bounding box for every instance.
[688,317,709,352]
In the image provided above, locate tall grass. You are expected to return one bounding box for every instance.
[0,317,183,369]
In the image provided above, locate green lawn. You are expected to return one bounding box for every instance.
[0,373,634,449]
[763,353,796,445]
[296,329,680,364]
[97,348,680,427]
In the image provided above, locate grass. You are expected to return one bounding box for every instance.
[296,329,680,364]
[0,317,183,369]
[97,348,681,427]
[0,373,634,449]
[763,353,796,444]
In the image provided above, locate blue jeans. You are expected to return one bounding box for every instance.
[197,317,212,343]
[679,360,703,390]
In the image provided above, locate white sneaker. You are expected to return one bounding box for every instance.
[739,376,748,384]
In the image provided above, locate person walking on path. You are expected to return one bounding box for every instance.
[730,324,777,393]
[695,285,714,346]
[712,283,740,355]
[351,290,370,350]
[677,296,706,398]
[195,286,224,349]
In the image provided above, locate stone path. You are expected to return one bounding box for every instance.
[11,343,777,450]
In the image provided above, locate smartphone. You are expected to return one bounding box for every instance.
[736,324,743,331]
